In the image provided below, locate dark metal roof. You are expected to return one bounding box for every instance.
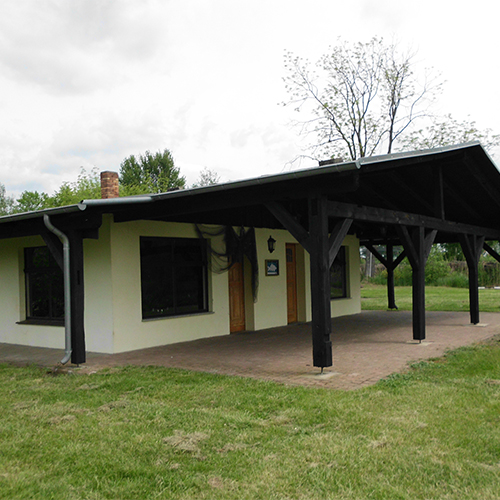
[1,142,499,244]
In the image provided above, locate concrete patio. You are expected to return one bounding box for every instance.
[1,310,499,390]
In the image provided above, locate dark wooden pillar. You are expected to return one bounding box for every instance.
[386,243,397,310]
[397,227,437,341]
[364,242,406,310]
[460,234,485,325]
[68,230,86,364]
[412,230,426,341]
[42,227,86,364]
[265,200,351,369]
[309,195,333,368]
[468,259,480,325]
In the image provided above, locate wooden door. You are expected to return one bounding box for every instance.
[229,260,246,332]
[286,243,298,324]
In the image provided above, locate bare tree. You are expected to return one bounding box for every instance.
[400,114,500,152]
[284,38,499,278]
[192,167,221,188]
[283,37,437,161]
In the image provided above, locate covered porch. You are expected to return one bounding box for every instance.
[1,310,498,390]
[2,141,500,368]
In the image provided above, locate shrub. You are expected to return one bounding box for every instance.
[436,273,469,288]
[394,260,413,286]
[425,250,450,285]
[366,247,500,288]
[368,269,388,285]
[479,261,500,287]
[373,251,461,287]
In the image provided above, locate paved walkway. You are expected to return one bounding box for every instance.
[1,311,499,390]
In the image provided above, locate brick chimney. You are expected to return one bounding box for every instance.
[100,171,119,199]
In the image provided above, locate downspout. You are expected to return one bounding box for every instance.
[43,215,72,364]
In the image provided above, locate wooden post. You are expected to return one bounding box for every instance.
[266,200,351,369]
[68,230,86,364]
[309,195,332,368]
[412,228,426,341]
[364,242,405,310]
[468,259,480,325]
[460,234,484,325]
[386,243,397,310]
[397,227,437,341]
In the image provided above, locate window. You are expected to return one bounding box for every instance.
[140,237,208,319]
[24,246,64,323]
[330,246,347,299]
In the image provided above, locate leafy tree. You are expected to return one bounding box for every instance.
[13,191,50,213]
[439,242,464,262]
[1,152,189,217]
[49,168,101,207]
[0,183,14,216]
[119,149,186,195]
[192,167,220,188]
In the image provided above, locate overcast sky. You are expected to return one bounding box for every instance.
[0,0,498,197]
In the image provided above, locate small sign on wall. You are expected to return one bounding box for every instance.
[265,259,279,276]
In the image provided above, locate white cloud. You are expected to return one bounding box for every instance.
[0,0,498,199]
[0,0,169,95]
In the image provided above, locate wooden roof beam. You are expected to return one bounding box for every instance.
[326,200,500,239]
[357,183,400,211]
[442,176,483,221]
[265,201,312,253]
[463,153,500,211]
[390,172,434,214]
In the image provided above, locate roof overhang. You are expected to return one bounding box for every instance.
[1,142,499,245]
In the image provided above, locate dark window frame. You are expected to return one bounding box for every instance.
[140,236,209,320]
[24,246,65,324]
[330,246,348,300]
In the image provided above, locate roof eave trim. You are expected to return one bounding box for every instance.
[77,196,154,210]
[152,161,360,202]
[357,141,486,167]
[0,204,83,224]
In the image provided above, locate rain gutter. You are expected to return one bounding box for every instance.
[43,215,72,365]
[77,196,154,209]
[0,205,83,224]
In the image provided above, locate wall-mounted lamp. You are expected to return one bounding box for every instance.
[267,235,276,253]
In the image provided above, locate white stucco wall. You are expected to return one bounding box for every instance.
[0,217,361,354]
[0,236,66,349]
[251,228,290,330]
[107,219,230,353]
[101,221,360,352]
[329,234,362,318]
[251,229,361,330]
[0,230,116,352]
[83,215,115,353]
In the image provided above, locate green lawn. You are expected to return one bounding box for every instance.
[1,338,500,499]
[361,284,500,313]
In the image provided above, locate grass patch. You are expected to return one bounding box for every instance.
[1,339,500,499]
[361,284,500,312]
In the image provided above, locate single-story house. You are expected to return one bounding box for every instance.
[1,142,500,367]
